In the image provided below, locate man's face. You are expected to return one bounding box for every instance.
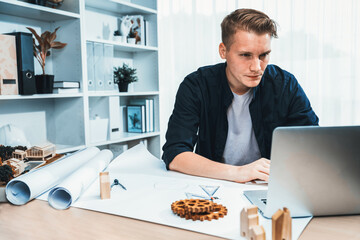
[219,30,272,95]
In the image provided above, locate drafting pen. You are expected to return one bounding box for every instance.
[118,182,127,190]
[112,179,127,190]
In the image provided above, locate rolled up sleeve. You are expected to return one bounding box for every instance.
[162,76,201,169]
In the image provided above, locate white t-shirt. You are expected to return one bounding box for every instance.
[222,89,261,166]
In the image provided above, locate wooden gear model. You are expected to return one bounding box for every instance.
[171,199,227,221]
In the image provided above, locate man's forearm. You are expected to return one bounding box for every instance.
[169,152,270,183]
[169,152,240,182]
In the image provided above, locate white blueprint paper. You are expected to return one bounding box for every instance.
[48,149,113,209]
[55,143,312,240]
[6,147,100,205]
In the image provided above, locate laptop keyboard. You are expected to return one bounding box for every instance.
[261,198,267,205]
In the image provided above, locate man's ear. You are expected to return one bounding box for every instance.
[219,43,227,59]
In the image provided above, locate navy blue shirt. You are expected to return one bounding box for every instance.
[162,63,319,169]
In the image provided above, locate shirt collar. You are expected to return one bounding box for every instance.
[221,62,234,108]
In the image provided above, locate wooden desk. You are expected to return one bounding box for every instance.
[1,200,359,240]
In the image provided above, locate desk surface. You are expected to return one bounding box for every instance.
[0,200,359,240]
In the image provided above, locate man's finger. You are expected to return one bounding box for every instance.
[255,171,269,181]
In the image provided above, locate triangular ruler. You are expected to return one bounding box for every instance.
[199,185,220,197]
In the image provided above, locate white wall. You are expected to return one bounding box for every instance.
[158,0,360,152]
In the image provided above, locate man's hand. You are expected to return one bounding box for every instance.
[170,152,270,183]
[234,158,270,183]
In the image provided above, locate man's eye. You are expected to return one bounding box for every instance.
[260,53,269,58]
[240,54,251,57]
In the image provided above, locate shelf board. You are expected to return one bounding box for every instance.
[0,0,80,21]
[87,91,159,97]
[0,93,83,100]
[87,38,158,52]
[89,131,160,147]
[86,0,156,15]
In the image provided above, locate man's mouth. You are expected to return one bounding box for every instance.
[246,75,261,79]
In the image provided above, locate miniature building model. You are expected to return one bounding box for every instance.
[240,205,266,240]
[240,205,259,238]
[12,149,27,160]
[3,158,28,177]
[26,143,56,160]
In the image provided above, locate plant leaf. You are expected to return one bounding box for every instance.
[49,27,60,43]
[51,41,67,49]
[26,27,42,46]
[43,40,51,54]
[41,31,51,40]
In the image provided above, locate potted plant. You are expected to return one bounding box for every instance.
[113,63,138,92]
[113,30,121,41]
[113,30,126,43]
[26,26,67,93]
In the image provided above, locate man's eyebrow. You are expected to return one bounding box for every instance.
[238,51,252,54]
[261,50,272,55]
[237,50,272,55]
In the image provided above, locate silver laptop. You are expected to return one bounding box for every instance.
[244,126,360,218]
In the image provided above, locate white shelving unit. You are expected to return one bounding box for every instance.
[0,0,160,158]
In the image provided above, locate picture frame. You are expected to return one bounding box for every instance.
[127,105,145,133]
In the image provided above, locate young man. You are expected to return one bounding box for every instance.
[162,9,319,183]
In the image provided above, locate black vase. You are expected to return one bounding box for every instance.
[118,82,129,92]
[35,75,54,94]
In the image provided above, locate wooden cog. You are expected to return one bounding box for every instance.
[171,199,228,221]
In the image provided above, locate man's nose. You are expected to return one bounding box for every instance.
[250,58,261,72]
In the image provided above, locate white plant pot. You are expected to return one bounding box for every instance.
[113,35,127,43]
[127,38,136,44]
[113,35,121,41]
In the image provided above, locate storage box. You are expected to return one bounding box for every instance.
[90,117,109,143]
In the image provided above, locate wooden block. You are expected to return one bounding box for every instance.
[99,172,111,199]
[240,205,259,239]
[272,209,284,240]
[272,207,292,240]
[282,208,292,240]
[249,225,266,240]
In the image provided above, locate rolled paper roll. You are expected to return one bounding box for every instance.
[6,147,100,205]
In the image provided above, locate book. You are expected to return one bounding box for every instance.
[129,98,154,132]
[127,105,145,133]
[54,81,80,88]
[53,88,80,94]
[129,15,145,45]
[93,42,105,91]
[86,41,95,91]
[103,44,115,91]
[144,20,149,46]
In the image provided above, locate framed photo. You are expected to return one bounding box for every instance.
[127,105,145,133]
